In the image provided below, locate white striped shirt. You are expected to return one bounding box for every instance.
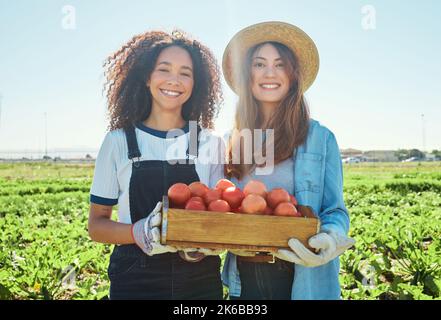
[90,123,225,224]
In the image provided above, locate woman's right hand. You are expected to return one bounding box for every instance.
[131,202,178,255]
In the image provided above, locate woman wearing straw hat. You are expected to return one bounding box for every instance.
[221,21,355,300]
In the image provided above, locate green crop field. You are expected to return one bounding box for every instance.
[0,161,440,300]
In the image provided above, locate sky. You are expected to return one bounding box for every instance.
[0,0,440,154]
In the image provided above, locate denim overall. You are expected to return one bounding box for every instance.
[108,125,223,300]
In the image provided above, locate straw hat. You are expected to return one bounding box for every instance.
[222,21,319,93]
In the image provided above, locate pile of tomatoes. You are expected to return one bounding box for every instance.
[167,179,302,217]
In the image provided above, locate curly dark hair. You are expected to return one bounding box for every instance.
[103,30,223,130]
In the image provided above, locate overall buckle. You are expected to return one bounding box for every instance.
[131,157,141,168]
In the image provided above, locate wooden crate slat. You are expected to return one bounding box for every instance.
[164,209,319,250]
[166,240,280,253]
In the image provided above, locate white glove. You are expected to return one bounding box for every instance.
[131,202,178,256]
[275,230,355,267]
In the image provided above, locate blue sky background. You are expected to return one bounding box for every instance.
[0,0,440,154]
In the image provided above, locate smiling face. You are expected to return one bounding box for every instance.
[250,43,290,109]
[147,45,194,113]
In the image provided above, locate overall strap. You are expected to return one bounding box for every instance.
[124,125,141,160]
[186,125,202,159]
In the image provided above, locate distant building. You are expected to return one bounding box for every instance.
[424,153,437,161]
[363,150,399,162]
[341,148,363,158]
[341,149,401,162]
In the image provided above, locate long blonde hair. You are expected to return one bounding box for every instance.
[226,41,310,180]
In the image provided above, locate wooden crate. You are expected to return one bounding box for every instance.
[160,196,320,253]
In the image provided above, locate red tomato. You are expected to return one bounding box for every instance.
[274,202,301,217]
[215,179,236,191]
[267,188,290,209]
[185,199,206,211]
[189,182,209,198]
[203,188,222,205]
[222,187,245,209]
[168,183,191,206]
[241,194,267,214]
[188,196,204,204]
[232,206,243,213]
[289,194,298,206]
[243,180,267,198]
[208,200,231,212]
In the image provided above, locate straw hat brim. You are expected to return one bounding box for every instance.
[222,21,319,94]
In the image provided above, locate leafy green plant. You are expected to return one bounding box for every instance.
[1,162,440,299]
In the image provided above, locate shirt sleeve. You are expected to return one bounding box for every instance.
[90,131,119,206]
[318,131,350,236]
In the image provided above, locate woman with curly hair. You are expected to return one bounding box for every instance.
[88,30,225,300]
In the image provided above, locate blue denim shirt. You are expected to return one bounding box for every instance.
[221,119,350,300]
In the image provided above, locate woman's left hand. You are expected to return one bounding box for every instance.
[275,231,355,267]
